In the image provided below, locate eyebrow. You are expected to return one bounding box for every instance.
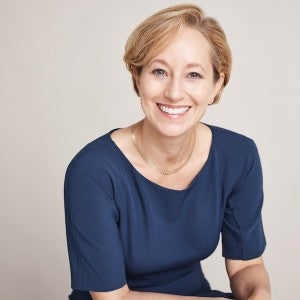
[149,59,207,74]
[186,63,206,72]
[148,59,170,68]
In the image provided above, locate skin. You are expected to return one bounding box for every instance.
[93,27,271,299]
[135,27,222,139]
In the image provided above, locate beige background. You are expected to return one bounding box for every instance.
[0,0,299,299]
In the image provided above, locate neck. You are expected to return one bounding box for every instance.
[137,119,197,166]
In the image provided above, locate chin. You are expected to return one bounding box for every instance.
[156,123,193,137]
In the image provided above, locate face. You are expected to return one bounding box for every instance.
[135,27,224,137]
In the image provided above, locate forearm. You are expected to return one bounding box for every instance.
[123,290,223,300]
[230,264,271,300]
[90,287,225,300]
[122,291,207,300]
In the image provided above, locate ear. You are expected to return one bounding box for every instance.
[133,67,141,92]
[208,97,214,105]
[209,73,225,104]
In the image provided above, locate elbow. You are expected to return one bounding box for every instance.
[89,284,131,300]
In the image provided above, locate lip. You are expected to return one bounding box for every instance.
[157,103,191,118]
[157,103,191,109]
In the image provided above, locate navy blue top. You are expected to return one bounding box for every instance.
[64,124,266,299]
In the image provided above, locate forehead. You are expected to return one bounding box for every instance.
[149,27,212,69]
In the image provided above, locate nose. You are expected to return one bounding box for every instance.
[164,76,184,102]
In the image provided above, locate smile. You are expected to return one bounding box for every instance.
[158,104,190,115]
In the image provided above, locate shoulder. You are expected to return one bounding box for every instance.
[207,124,261,173]
[209,124,254,144]
[65,129,121,180]
[208,124,258,154]
[207,124,262,189]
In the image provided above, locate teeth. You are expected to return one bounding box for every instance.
[158,104,189,115]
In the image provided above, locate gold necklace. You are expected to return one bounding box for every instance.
[130,125,196,175]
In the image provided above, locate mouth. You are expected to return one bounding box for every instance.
[157,104,191,116]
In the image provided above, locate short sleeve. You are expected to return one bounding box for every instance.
[64,156,126,292]
[222,140,266,260]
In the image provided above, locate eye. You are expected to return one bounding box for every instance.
[188,72,203,79]
[152,68,166,77]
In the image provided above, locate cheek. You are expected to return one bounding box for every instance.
[139,78,163,99]
[187,84,212,102]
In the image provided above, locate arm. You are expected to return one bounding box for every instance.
[90,284,228,300]
[226,256,271,300]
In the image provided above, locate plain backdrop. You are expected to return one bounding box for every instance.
[0,1,299,299]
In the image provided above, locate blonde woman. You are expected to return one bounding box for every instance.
[65,4,270,300]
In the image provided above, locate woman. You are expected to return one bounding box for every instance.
[64,4,271,300]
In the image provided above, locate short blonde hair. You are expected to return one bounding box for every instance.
[124,4,232,104]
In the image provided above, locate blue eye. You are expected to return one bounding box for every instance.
[188,72,202,79]
[152,69,166,77]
